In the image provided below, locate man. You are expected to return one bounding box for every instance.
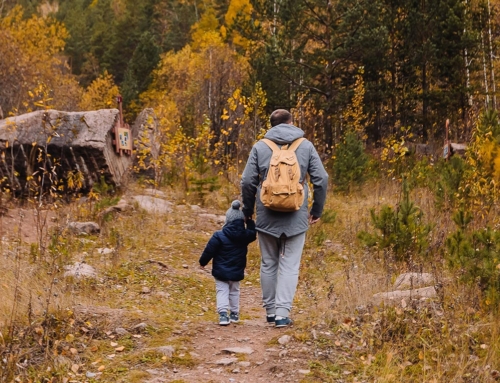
[241,109,328,327]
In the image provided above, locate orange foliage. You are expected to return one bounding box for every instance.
[0,6,80,116]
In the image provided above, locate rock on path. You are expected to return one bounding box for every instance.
[144,287,312,383]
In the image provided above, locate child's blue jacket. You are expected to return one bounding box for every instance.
[199,218,257,281]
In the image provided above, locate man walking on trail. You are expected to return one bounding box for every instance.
[241,109,328,327]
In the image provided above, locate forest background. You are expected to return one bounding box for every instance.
[4,0,500,382]
[3,0,500,152]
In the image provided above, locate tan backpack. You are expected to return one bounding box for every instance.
[260,137,306,212]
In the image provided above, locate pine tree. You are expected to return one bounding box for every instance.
[331,130,369,193]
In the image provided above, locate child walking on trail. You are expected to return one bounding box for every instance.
[199,200,257,326]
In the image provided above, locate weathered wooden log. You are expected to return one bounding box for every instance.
[0,109,134,194]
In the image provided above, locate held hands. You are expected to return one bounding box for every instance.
[308,215,320,225]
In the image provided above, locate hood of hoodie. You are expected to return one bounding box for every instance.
[264,124,304,145]
[222,219,248,241]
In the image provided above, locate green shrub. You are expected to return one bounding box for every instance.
[189,153,220,204]
[321,209,337,224]
[358,180,431,264]
[331,130,369,193]
[446,208,500,307]
[433,156,467,210]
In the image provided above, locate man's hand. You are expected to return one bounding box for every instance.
[245,215,253,223]
[199,265,206,270]
[309,215,320,225]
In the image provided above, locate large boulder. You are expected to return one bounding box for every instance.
[393,272,434,290]
[0,109,134,193]
[372,286,437,306]
[132,195,173,215]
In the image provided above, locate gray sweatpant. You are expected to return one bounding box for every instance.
[258,231,306,318]
[215,278,240,314]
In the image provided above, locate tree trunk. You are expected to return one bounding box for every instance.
[487,0,497,110]
[422,60,428,140]
[481,29,490,108]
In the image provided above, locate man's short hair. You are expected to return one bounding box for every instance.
[270,109,292,127]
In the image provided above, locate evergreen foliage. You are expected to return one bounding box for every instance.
[358,180,432,264]
[434,156,467,210]
[331,130,369,193]
[446,209,500,306]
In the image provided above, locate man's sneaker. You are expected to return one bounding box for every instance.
[219,312,230,326]
[229,312,239,323]
[275,317,293,328]
[266,315,276,325]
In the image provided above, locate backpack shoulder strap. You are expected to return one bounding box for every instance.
[261,138,281,153]
[288,137,306,152]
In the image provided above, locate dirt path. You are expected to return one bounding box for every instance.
[146,285,313,383]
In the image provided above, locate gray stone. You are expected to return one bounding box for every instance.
[156,346,175,358]
[115,199,133,211]
[63,262,97,279]
[278,335,292,345]
[143,188,167,198]
[115,327,129,336]
[232,368,240,373]
[101,199,133,215]
[132,322,148,331]
[67,221,100,235]
[298,370,311,375]
[132,195,173,215]
[222,347,254,355]
[214,357,238,366]
[97,248,114,255]
[373,286,437,305]
[266,348,279,352]
[393,272,434,290]
[141,286,151,294]
[238,361,251,368]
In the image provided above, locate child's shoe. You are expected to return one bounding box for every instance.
[266,314,276,325]
[229,312,239,323]
[219,312,230,326]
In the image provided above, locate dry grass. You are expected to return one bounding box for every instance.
[294,179,500,382]
[1,178,500,382]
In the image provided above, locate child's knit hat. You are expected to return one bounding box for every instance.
[225,200,245,224]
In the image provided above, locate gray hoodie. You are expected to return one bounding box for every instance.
[240,124,329,238]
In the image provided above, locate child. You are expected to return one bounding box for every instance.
[199,200,257,325]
